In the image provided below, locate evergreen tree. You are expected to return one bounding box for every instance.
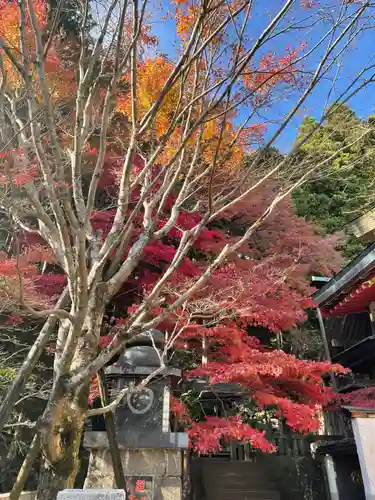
[46,0,87,36]
[293,104,375,259]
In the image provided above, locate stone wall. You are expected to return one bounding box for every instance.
[84,449,182,500]
[352,414,375,500]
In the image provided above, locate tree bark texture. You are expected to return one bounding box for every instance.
[36,388,87,500]
[36,299,106,499]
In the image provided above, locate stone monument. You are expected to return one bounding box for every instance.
[84,329,188,500]
[57,490,125,500]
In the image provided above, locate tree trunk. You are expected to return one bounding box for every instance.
[36,361,89,499]
[36,435,81,500]
[36,298,106,500]
[10,434,41,500]
[36,384,88,500]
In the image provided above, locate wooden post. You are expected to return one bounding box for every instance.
[316,308,338,391]
[202,335,208,364]
[316,307,349,438]
[368,302,375,335]
[181,450,191,500]
[97,369,127,491]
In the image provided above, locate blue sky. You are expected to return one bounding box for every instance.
[148,0,375,152]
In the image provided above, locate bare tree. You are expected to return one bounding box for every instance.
[0,0,374,497]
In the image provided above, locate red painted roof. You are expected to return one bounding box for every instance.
[321,277,375,317]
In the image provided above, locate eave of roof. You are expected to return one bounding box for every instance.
[342,405,375,414]
[332,335,375,368]
[313,242,375,308]
[322,280,375,316]
[315,438,356,456]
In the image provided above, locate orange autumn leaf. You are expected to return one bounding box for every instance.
[0,0,46,86]
[0,0,75,99]
[117,56,180,138]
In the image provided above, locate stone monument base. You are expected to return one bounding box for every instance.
[84,448,182,500]
[57,490,125,499]
[0,493,35,500]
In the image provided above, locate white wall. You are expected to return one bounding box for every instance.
[352,416,375,500]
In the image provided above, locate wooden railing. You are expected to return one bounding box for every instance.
[202,435,323,461]
[324,409,353,438]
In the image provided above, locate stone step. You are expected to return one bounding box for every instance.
[203,478,277,488]
[206,496,279,500]
[200,460,280,500]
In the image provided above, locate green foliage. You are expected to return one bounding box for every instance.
[284,324,324,361]
[47,0,95,37]
[292,104,375,259]
[236,399,277,435]
[0,367,16,393]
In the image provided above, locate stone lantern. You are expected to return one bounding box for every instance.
[83,329,188,499]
